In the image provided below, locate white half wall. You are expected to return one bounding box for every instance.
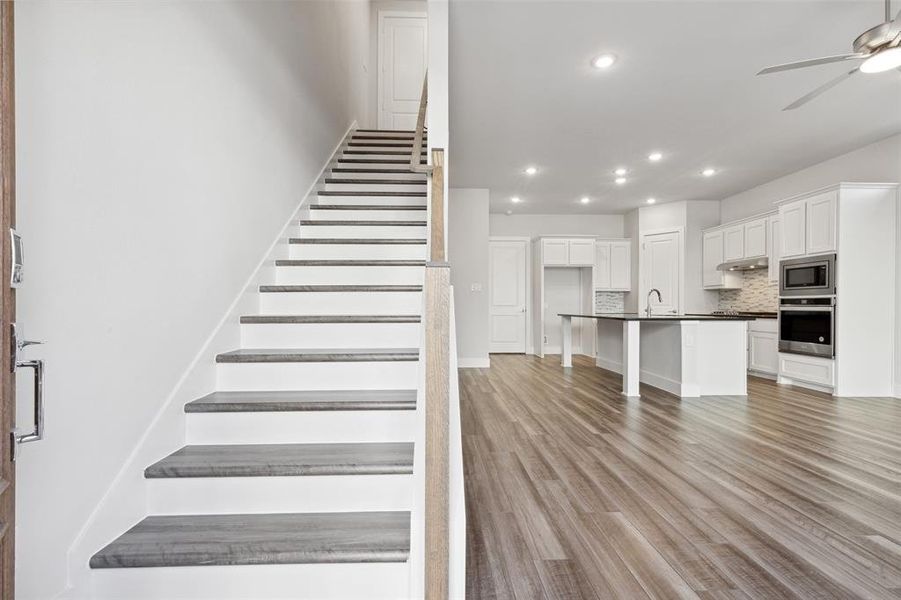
[488,212,624,238]
[448,189,490,367]
[14,2,370,599]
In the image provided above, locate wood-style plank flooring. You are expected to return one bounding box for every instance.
[461,354,901,599]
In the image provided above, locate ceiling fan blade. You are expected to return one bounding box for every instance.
[757,54,867,75]
[783,68,859,110]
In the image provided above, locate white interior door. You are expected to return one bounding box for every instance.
[489,240,528,353]
[378,12,427,130]
[643,231,681,315]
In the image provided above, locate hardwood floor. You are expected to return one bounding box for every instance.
[461,354,901,600]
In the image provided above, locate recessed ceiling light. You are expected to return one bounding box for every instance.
[860,47,901,73]
[505,210,513,215]
[701,167,717,177]
[524,166,538,176]
[511,196,521,203]
[592,54,617,69]
[648,152,663,162]
[580,196,590,204]
[646,197,656,204]
[615,177,627,185]
[614,167,628,176]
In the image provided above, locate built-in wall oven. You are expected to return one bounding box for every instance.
[778,296,835,358]
[779,254,836,297]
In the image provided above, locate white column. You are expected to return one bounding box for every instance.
[561,316,573,367]
[622,320,640,396]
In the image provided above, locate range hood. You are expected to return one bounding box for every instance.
[717,257,769,272]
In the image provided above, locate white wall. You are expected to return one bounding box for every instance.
[489,213,624,238]
[14,2,369,598]
[720,133,901,222]
[448,189,489,367]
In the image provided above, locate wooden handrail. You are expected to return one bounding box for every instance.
[411,74,431,174]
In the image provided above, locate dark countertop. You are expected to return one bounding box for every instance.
[559,313,755,322]
[689,312,778,320]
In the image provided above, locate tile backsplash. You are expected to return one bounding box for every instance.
[718,269,778,312]
[595,291,625,313]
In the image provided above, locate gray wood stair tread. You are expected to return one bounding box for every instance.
[185,389,417,413]
[240,315,420,324]
[299,220,427,226]
[216,348,419,363]
[318,191,426,197]
[144,442,414,478]
[355,128,424,133]
[344,150,423,156]
[89,511,410,568]
[324,178,425,185]
[351,136,427,141]
[258,284,422,293]
[347,142,426,147]
[337,159,416,164]
[275,259,425,266]
[332,168,426,174]
[310,204,426,210]
[289,238,426,245]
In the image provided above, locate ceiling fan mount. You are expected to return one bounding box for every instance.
[758,0,901,110]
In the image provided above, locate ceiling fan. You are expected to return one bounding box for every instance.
[757,0,901,110]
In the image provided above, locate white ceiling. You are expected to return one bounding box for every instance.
[448,0,901,214]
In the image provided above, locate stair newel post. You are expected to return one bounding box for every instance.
[429,149,445,263]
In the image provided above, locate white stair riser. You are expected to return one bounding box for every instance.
[295,225,426,239]
[353,131,420,138]
[324,182,426,193]
[342,153,422,161]
[148,475,412,515]
[288,243,427,260]
[216,361,419,391]
[316,195,425,206]
[344,146,424,153]
[334,162,417,171]
[240,322,420,348]
[306,209,425,221]
[259,292,422,315]
[327,171,426,182]
[186,410,415,445]
[275,266,424,286]
[90,563,409,600]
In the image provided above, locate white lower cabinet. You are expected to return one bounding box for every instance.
[747,319,778,376]
[778,352,834,388]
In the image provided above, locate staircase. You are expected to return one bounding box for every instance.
[88,129,428,599]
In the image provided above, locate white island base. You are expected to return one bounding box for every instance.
[560,314,749,398]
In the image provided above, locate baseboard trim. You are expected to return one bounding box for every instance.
[458,357,490,369]
[640,369,682,397]
[596,356,622,374]
[895,383,901,399]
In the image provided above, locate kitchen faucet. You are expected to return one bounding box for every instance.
[646,288,662,317]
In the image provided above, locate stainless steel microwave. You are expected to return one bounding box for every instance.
[779,254,836,297]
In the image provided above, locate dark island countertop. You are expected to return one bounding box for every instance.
[558,313,756,321]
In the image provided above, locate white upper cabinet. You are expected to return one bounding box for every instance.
[806,191,837,255]
[768,216,781,283]
[723,225,745,262]
[744,217,768,258]
[702,230,741,289]
[778,191,837,258]
[594,240,632,291]
[568,239,596,266]
[779,199,807,258]
[542,239,569,265]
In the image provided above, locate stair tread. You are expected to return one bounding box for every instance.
[318,191,426,197]
[344,150,422,156]
[145,442,414,478]
[89,511,410,568]
[347,143,426,147]
[324,178,425,185]
[289,238,426,245]
[310,204,426,210]
[299,220,426,226]
[259,284,422,293]
[276,259,425,266]
[216,348,419,363]
[338,158,422,165]
[185,389,417,413]
[351,136,427,141]
[241,315,420,324]
[331,168,425,174]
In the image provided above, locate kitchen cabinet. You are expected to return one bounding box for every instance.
[768,216,781,283]
[748,320,778,376]
[779,352,834,388]
[542,239,569,265]
[702,230,741,289]
[744,217,768,258]
[779,199,806,258]
[723,225,744,262]
[568,239,596,266]
[595,240,631,291]
[779,191,836,258]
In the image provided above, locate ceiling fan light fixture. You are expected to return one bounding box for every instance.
[860,47,901,73]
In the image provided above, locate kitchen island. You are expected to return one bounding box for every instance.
[559,313,752,398]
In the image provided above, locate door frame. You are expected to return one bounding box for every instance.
[488,237,531,355]
[0,3,15,598]
[377,9,428,130]
[639,227,684,315]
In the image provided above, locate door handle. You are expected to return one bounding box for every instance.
[13,359,44,457]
